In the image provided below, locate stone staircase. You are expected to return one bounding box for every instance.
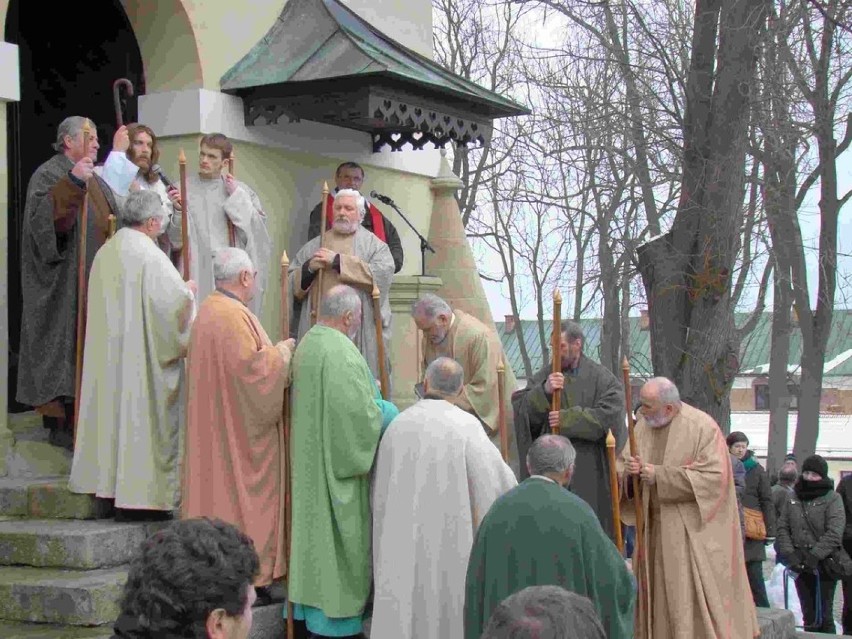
[0,413,287,638]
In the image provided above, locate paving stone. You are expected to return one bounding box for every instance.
[757,606,796,638]
[0,520,147,569]
[0,566,128,625]
[249,602,285,639]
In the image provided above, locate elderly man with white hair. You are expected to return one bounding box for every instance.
[372,356,516,639]
[465,434,634,639]
[69,190,196,521]
[289,188,395,392]
[182,247,295,598]
[621,377,758,639]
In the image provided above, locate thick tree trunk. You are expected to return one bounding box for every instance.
[637,0,769,429]
[766,279,793,479]
[598,231,621,376]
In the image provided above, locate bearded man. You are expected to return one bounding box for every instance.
[289,189,394,390]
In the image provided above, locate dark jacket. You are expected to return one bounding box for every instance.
[777,489,845,566]
[836,474,852,552]
[307,200,404,273]
[742,453,776,562]
[772,482,794,522]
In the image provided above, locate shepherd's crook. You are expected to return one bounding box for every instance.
[280,251,294,639]
[73,120,93,437]
[550,290,562,434]
[112,79,134,129]
[372,283,390,400]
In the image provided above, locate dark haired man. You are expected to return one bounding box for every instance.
[168,133,271,316]
[112,518,259,639]
[307,161,403,273]
[480,586,606,639]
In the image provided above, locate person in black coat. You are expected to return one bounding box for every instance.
[837,471,852,634]
[727,431,776,608]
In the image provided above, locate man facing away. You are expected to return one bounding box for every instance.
[111,518,259,639]
[307,161,404,273]
[512,320,626,538]
[371,357,517,639]
[464,435,634,639]
[182,247,295,599]
[17,115,119,449]
[288,285,398,639]
[168,133,272,316]
[412,294,519,474]
[289,189,394,390]
[69,190,196,521]
[622,377,758,639]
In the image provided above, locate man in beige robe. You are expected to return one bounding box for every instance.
[413,294,519,474]
[621,377,759,639]
[289,188,394,389]
[182,247,294,593]
[69,190,195,519]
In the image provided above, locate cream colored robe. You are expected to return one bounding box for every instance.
[421,310,519,474]
[168,173,271,317]
[371,399,517,639]
[69,227,193,509]
[182,292,291,586]
[289,226,394,388]
[619,404,759,639]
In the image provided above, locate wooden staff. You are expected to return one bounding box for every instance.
[178,149,191,281]
[226,152,237,248]
[497,361,508,462]
[372,283,390,400]
[73,121,93,435]
[280,251,294,639]
[605,429,624,553]
[310,181,330,326]
[550,290,563,434]
[112,78,134,128]
[107,214,117,239]
[622,356,649,623]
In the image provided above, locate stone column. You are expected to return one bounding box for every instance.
[388,275,443,411]
[1,42,21,476]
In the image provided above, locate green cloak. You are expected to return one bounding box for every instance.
[464,477,634,639]
[288,324,383,619]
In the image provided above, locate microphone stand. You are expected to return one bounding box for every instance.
[375,196,435,276]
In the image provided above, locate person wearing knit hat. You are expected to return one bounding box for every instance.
[727,431,775,609]
[777,454,846,632]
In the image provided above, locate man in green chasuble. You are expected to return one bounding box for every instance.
[288,285,398,639]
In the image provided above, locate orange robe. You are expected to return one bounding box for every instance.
[182,291,291,585]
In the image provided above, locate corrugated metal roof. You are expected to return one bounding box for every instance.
[498,310,852,379]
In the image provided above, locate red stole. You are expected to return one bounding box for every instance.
[324,193,387,242]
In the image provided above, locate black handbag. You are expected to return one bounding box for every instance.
[801,504,852,580]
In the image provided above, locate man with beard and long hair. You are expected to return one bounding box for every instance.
[621,377,759,639]
[288,285,397,639]
[288,189,394,393]
[512,320,626,538]
[777,454,846,633]
[98,124,180,256]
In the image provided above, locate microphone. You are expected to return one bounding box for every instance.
[370,190,395,205]
[151,164,176,190]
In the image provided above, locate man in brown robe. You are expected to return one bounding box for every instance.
[183,247,294,595]
[412,294,519,474]
[17,116,118,449]
[289,188,394,390]
[622,377,759,639]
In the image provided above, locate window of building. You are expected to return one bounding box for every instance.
[753,381,799,411]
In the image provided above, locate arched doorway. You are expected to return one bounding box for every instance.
[5,0,145,412]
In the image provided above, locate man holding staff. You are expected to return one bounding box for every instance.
[17,116,119,450]
[512,319,626,539]
[168,133,271,316]
[289,189,394,391]
[288,285,397,639]
[182,247,294,599]
[621,377,758,639]
[69,190,195,520]
[412,294,519,473]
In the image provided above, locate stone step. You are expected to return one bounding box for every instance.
[0,566,127,625]
[0,477,112,520]
[0,520,148,569]
[0,621,112,638]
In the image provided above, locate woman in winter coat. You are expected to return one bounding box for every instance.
[777,454,846,633]
[727,431,776,608]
